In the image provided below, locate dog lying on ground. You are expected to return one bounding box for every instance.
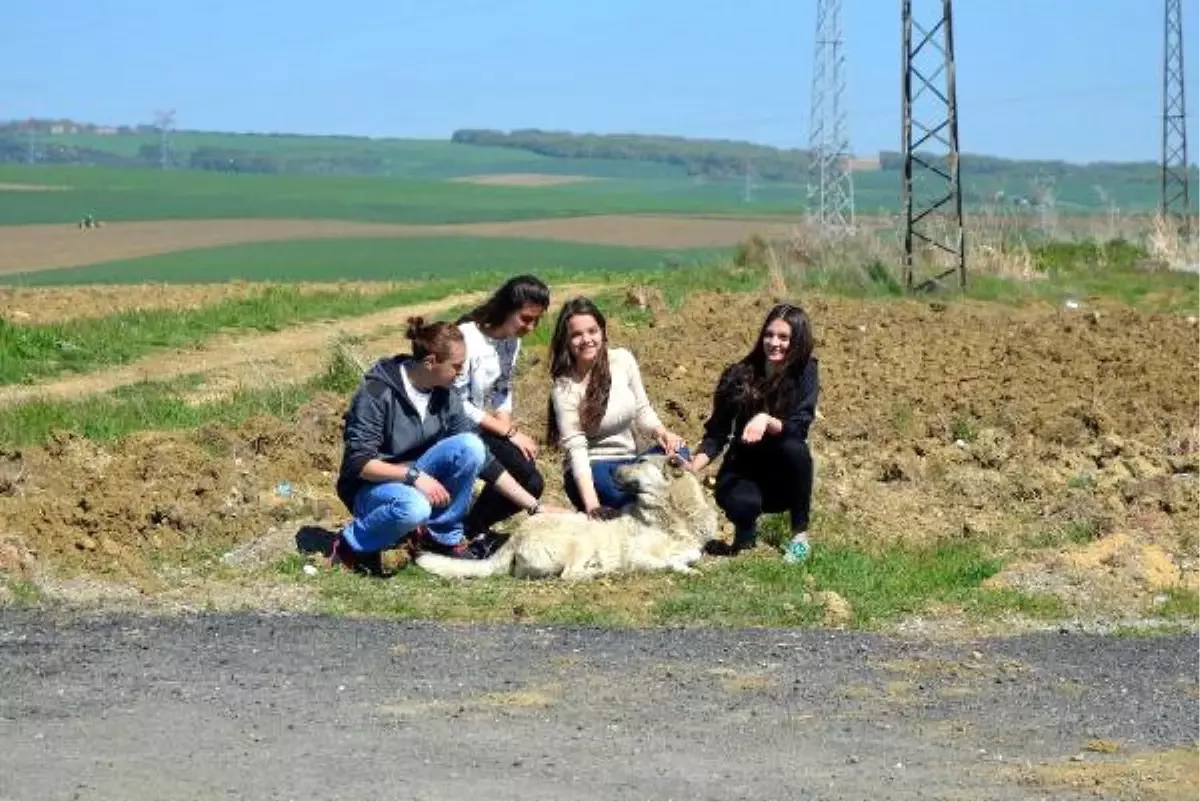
[415,455,718,580]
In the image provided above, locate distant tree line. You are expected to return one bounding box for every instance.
[452,128,815,181]
[455,129,1181,189]
[876,150,1165,186]
[0,135,135,167]
[0,134,390,175]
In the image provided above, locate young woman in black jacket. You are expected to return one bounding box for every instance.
[687,303,819,562]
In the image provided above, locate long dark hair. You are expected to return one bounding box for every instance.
[546,297,611,444]
[459,274,550,331]
[719,302,814,417]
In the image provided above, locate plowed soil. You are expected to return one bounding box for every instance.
[1,288,1197,617]
[0,215,803,274]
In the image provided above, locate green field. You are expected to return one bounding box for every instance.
[1,236,712,285]
[0,164,813,225]
[0,156,1168,230]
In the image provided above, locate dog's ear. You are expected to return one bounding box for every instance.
[641,453,669,472]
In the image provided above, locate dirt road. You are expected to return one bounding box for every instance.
[1,609,1195,800]
[0,294,484,407]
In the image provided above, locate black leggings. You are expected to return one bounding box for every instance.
[467,431,545,536]
[714,436,813,533]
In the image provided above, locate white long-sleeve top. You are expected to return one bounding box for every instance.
[550,347,664,481]
[454,321,520,424]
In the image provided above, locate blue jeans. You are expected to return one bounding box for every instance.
[341,433,487,553]
[564,445,692,512]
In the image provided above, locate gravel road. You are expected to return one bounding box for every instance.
[1,609,1195,800]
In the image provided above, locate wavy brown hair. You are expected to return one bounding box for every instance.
[718,302,814,417]
[546,297,611,444]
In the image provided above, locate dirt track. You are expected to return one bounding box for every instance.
[0,609,1195,800]
[0,282,599,407]
[0,215,802,275]
[0,293,484,407]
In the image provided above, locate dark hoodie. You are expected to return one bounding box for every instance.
[696,358,820,468]
[335,355,496,512]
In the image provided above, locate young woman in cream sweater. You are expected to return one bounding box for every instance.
[547,297,687,518]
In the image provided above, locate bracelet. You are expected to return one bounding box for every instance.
[505,424,517,438]
[527,499,541,516]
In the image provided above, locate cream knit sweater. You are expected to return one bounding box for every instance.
[551,348,664,481]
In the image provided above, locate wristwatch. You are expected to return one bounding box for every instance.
[402,465,423,486]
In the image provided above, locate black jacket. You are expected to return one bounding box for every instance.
[335,355,495,512]
[696,358,819,465]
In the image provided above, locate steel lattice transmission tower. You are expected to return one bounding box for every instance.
[1161,0,1190,224]
[153,108,176,171]
[806,0,855,233]
[901,0,965,290]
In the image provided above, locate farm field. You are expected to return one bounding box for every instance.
[0,217,790,278]
[0,163,812,225]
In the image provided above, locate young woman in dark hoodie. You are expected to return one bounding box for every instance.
[687,303,819,562]
[331,317,557,574]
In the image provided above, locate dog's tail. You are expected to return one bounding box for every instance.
[415,539,517,579]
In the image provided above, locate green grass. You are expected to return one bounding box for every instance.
[295,538,1062,629]
[654,541,1063,627]
[1157,587,1200,619]
[3,236,713,286]
[0,578,44,606]
[0,374,313,448]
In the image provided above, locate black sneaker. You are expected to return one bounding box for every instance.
[327,533,383,577]
[467,531,509,559]
[411,529,480,560]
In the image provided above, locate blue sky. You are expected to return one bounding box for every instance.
[10,0,1198,163]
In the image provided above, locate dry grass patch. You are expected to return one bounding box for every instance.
[1022,746,1199,801]
[0,182,69,192]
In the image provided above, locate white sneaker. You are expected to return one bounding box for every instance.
[783,536,811,564]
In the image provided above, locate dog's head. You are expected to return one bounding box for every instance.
[613,455,719,546]
[612,455,672,502]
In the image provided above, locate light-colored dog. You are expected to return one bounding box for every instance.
[415,455,718,581]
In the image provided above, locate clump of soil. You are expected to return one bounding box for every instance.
[2,289,1197,617]
[0,393,347,588]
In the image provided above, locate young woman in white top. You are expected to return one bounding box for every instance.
[454,275,551,537]
[547,297,688,518]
